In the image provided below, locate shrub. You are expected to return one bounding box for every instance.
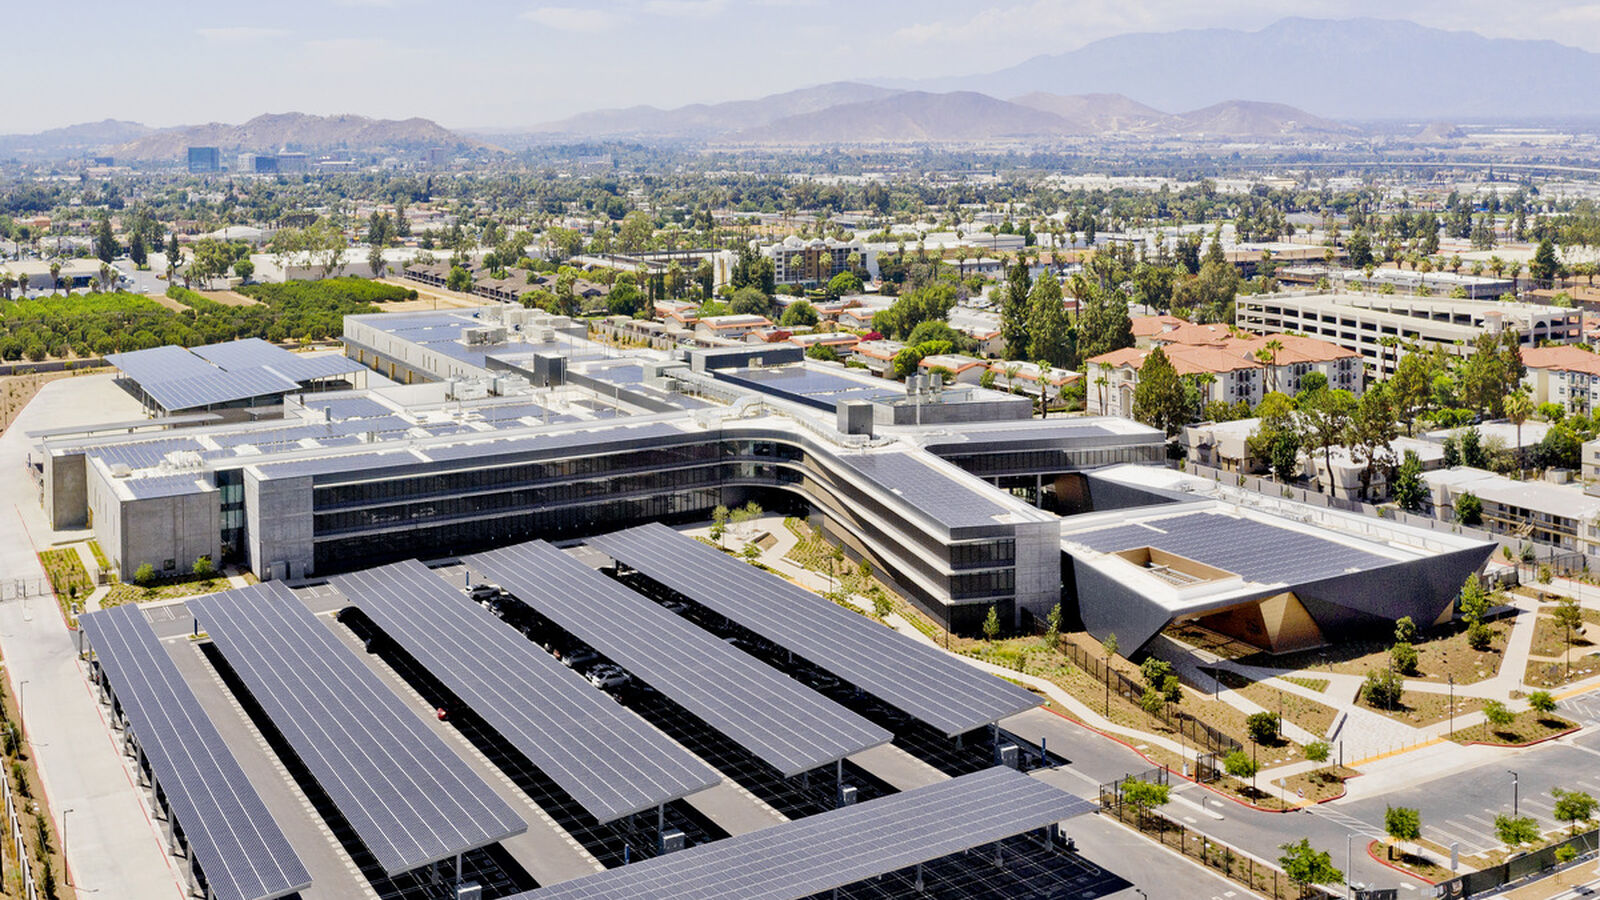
[1362,668,1403,708]
[134,563,156,586]
[1246,711,1280,745]
[192,555,215,578]
[1390,641,1419,676]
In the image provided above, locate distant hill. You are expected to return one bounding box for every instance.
[887,17,1600,120]
[1174,100,1358,137]
[1009,93,1173,133]
[0,119,153,157]
[522,82,902,138]
[729,91,1075,144]
[111,113,476,160]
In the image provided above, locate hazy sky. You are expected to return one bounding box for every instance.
[13,0,1600,132]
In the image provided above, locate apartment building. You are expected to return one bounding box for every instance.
[1521,345,1600,413]
[1423,467,1600,555]
[756,236,877,287]
[1236,291,1582,377]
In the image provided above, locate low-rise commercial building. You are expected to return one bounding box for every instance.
[1422,467,1600,554]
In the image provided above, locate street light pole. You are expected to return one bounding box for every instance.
[18,679,28,743]
[1448,674,1455,739]
[62,807,73,886]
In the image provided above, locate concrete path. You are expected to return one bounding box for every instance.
[0,375,188,899]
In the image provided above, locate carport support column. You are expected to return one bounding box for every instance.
[915,862,924,892]
[455,851,462,888]
[836,759,843,808]
[992,723,1000,766]
[657,804,665,854]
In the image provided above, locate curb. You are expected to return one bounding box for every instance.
[1456,724,1580,748]
[1365,839,1441,885]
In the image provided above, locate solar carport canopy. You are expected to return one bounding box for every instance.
[331,559,722,823]
[590,524,1040,736]
[188,583,527,877]
[79,604,311,900]
[468,541,892,777]
[510,767,1095,900]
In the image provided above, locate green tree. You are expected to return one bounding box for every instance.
[1278,838,1343,894]
[1348,381,1397,501]
[232,258,254,282]
[1304,740,1330,766]
[1026,271,1075,368]
[128,230,148,268]
[192,555,215,578]
[1392,450,1427,512]
[1121,776,1170,829]
[1455,492,1483,526]
[1528,690,1558,719]
[1075,282,1135,362]
[1394,616,1418,644]
[1362,668,1403,709]
[94,216,118,263]
[824,271,862,298]
[1223,748,1258,786]
[446,265,473,294]
[1102,632,1118,658]
[1246,711,1280,745]
[1494,814,1540,849]
[1043,602,1062,647]
[998,257,1032,360]
[1530,237,1561,286]
[779,300,819,327]
[1385,806,1422,859]
[1390,641,1419,676]
[1296,387,1357,496]
[1132,347,1189,437]
[1552,789,1598,834]
[1482,699,1515,737]
[982,605,1001,641]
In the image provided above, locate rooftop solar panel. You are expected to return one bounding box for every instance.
[193,339,363,384]
[141,368,302,412]
[79,605,311,900]
[332,561,720,822]
[838,451,1015,530]
[467,541,892,777]
[90,437,207,470]
[301,395,392,420]
[1066,511,1395,583]
[122,474,211,499]
[106,344,221,386]
[512,767,1094,900]
[188,583,526,876]
[589,524,1038,736]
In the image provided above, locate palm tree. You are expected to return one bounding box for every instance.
[48,261,62,295]
[1264,338,1283,391]
[1488,255,1506,279]
[1094,375,1108,414]
[1505,389,1533,472]
[98,262,114,292]
[1379,336,1400,380]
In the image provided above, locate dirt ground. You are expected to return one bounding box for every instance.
[376,278,489,312]
[197,290,258,306]
[0,369,104,434]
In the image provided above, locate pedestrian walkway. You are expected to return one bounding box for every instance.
[0,375,188,900]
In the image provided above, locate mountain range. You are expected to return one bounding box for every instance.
[895,17,1600,120]
[0,113,476,161]
[520,86,1355,144]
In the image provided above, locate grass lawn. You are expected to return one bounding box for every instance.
[38,548,92,626]
[1369,840,1454,883]
[1248,619,1513,686]
[1452,710,1577,746]
[1279,675,1329,693]
[1360,689,1485,728]
[102,576,232,608]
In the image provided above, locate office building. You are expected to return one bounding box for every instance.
[186,146,221,173]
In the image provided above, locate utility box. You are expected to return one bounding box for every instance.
[839,785,858,806]
[998,743,1020,769]
[455,883,482,900]
[660,828,687,853]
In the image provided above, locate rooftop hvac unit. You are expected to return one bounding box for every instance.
[998,743,1020,769]
[110,463,132,478]
[492,375,529,396]
[660,828,687,854]
[537,327,556,343]
[461,326,492,345]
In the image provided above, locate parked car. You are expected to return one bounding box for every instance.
[586,664,631,690]
[559,647,600,670]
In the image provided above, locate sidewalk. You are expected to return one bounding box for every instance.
[0,375,188,899]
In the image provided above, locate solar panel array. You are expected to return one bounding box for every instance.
[192,339,363,383]
[301,395,393,420]
[838,451,1013,529]
[108,340,357,412]
[79,604,311,900]
[90,436,207,470]
[122,474,212,499]
[188,583,526,876]
[589,524,1039,736]
[511,767,1094,900]
[1066,511,1396,583]
[467,541,892,776]
[332,560,721,822]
